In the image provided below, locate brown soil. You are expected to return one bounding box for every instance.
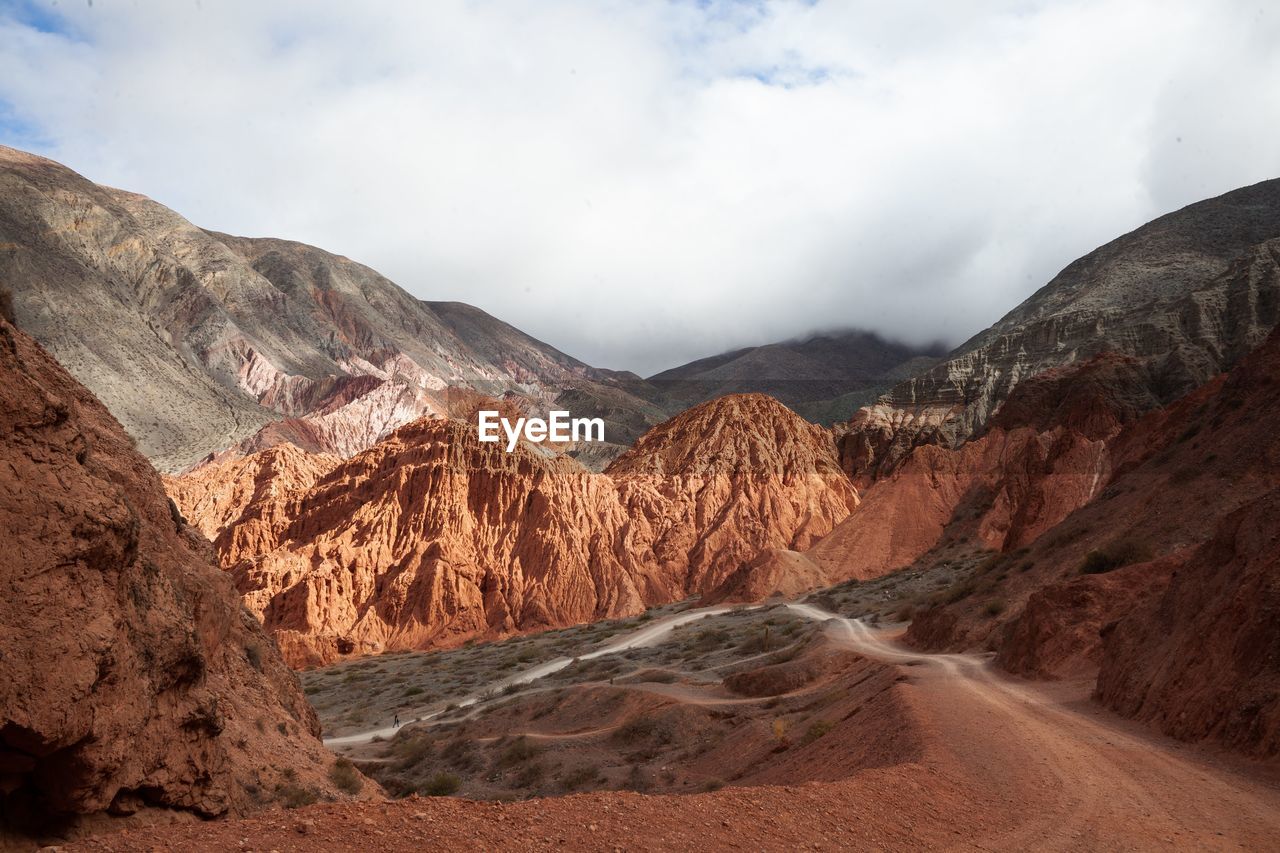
[61,618,1280,851]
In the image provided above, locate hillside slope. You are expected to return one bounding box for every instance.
[837,178,1280,481]
[649,329,943,424]
[0,145,663,471]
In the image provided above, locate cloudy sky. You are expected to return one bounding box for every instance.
[2,0,1278,374]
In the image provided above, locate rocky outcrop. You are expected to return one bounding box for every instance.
[607,394,860,594]
[162,444,340,556]
[0,145,665,472]
[168,394,858,665]
[1094,492,1280,758]
[905,323,1280,722]
[804,355,1149,584]
[836,178,1280,482]
[995,557,1174,679]
[704,548,832,604]
[0,319,353,839]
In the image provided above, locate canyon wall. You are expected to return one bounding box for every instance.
[0,317,353,836]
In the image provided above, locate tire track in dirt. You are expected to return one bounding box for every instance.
[787,603,1280,850]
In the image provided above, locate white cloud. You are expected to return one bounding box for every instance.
[2,0,1278,374]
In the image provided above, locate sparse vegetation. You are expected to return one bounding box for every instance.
[275,781,319,809]
[0,287,14,325]
[801,719,834,745]
[420,772,461,796]
[559,764,602,790]
[737,625,774,654]
[1079,538,1153,575]
[495,736,542,768]
[329,756,363,794]
[613,715,673,746]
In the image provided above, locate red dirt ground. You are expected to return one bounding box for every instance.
[62,621,1280,852]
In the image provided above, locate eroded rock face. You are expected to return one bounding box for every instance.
[1095,494,1280,758]
[0,319,348,836]
[994,559,1174,680]
[899,323,1280,759]
[836,178,1280,482]
[607,394,860,594]
[803,355,1148,585]
[169,394,858,665]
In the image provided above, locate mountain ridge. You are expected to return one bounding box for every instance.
[0,145,666,471]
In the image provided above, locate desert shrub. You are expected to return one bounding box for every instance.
[276,782,318,809]
[244,644,263,672]
[559,764,602,791]
[402,685,424,697]
[391,733,433,769]
[701,779,725,792]
[771,719,791,750]
[975,554,1004,574]
[942,579,976,605]
[420,772,461,797]
[984,599,1006,617]
[893,604,915,622]
[441,737,480,771]
[0,287,13,325]
[624,763,651,792]
[495,736,542,768]
[329,757,363,795]
[692,627,732,651]
[737,627,775,654]
[512,761,546,788]
[612,715,674,746]
[801,719,834,746]
[1079,538,1153,575]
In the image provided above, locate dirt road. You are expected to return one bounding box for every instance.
[325,604,744,746]
[787,603,1280,850]
[66,601,1280,851]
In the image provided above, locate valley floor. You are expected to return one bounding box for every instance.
[62,606,1280,851]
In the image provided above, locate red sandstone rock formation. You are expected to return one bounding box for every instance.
[607,394,859,594]
[898,324,1280,757]
[168,394,858,666]
[803,355,1149,586]
[1095,492,1280,758]
[0,319,355,838]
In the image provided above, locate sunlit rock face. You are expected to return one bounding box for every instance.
[169,394,858,666]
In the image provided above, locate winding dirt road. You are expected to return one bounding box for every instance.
[68,599,1280,851]
[325,604,744,746]
[787,603,1280,850]
[330,600,1280,849]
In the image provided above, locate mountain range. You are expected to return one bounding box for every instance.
[3,145,1280,846]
